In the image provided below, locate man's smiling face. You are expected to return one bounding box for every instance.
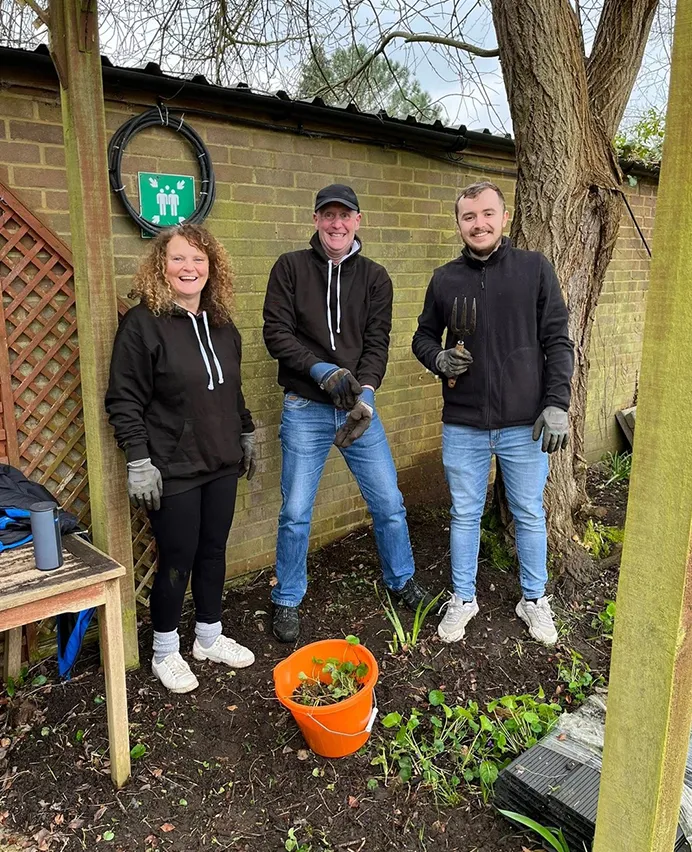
[313,203,362,261]
[456,187,509,256]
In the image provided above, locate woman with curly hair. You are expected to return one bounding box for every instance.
[106,224,256,693]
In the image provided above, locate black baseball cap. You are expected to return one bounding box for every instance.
[314,184,360,212]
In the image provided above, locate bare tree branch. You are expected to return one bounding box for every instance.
[15,0,48,27]
[309,28,499,100]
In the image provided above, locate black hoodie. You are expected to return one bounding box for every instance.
[412,237,574,429]
[105,303,254,494]
[263,232,392,403]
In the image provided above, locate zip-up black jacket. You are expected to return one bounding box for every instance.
[263,232,392,403]
[105,303,254,492]
[412,238,574,429]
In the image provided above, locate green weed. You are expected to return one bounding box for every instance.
[556,649,603,704]
[601,451,632,486]
[376,584,441,654]
[284,828,311,852]
[294,637,367,706]
[592,600,616,636]
[498,810,571,851]
[376,689,561,804]
[582,519,624,559]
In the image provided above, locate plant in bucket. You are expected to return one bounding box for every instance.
[273,635,379,758]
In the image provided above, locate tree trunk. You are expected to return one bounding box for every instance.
[490,0,657,576]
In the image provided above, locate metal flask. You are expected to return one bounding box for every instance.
[30,501,64,571]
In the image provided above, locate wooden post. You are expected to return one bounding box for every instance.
[593,5,692,850]
[48,0,139,669]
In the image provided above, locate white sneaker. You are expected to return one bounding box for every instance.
[516,596,558,646]
[151,652,199,693]
[437,594,479,643]
[192,635,255,668]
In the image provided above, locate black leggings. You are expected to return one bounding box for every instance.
[148,474,238,633]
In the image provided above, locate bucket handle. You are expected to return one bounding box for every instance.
[306,689,378,737]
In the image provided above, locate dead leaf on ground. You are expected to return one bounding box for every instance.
[296,749,309,761]
[160,822,175,832]
[348,795,359,809]
[226,705,238,712]
[67,818,84,830]
[53,814,64,825]
[93,805,107,823]
[32,827,52,851]
[282,745,293,755]
[151,768,163,778]
[269,576,278,587]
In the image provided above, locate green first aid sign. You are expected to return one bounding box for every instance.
[138,173,195,227]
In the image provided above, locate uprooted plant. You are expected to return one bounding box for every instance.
[374,688,562,804]
[376,582,442,653]
[293,636,368,706]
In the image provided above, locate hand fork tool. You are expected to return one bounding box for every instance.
[448,296,477,388]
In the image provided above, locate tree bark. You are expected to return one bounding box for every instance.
[490,0,657,574]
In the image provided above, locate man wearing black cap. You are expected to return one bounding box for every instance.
[263,184,438,642]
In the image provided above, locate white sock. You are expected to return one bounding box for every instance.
[195,620,222,649]
[153,629,179,664]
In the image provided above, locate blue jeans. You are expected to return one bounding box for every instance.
[442,424,549,600]
[272,394,415,607]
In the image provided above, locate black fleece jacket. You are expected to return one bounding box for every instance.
[105,303,254,493]
[412,237,574,429]
[263,233,392,403]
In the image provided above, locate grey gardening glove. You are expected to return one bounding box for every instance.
[435,346,474,378]
[532,406,569,453]
[334,389,374,448]
[239,432,257,481]
[126,457,163,512]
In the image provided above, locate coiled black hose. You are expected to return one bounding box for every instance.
[107,105,216,236]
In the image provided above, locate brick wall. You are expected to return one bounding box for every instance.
[0,79,654,576]
[583,183,654,461]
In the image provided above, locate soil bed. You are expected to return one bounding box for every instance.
[0,465,623,852]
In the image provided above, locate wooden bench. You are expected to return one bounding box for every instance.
[0,535,131,788]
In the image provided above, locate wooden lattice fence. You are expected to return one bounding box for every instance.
[0,181,155,661]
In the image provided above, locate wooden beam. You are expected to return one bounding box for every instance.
[47,0,138,669]
[593,5,692,850]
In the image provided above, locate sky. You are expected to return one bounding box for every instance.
[1,0,674,136]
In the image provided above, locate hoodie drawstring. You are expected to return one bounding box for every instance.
[187,311,224,390]
[325,260,344,352]
[202,311,225,386]
[326,261,336,351]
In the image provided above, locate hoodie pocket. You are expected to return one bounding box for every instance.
[500,346,544,423]
[166,415,242,478]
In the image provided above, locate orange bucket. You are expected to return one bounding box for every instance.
[273,639,379,758]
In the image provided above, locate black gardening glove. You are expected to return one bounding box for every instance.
[532,406,569,453]
[334,389,374,448]
[435,346,474,378]
[320,368,362,410]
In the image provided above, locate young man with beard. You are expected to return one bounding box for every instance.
[263,184,438,642]
[412,181,574,647]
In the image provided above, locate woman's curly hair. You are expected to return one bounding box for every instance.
[129,224,234,326]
